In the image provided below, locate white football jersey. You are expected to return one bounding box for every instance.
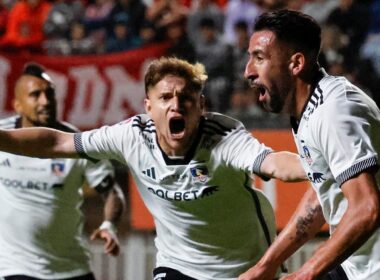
[291,69,380,280]
[0,116,114,279]
[75,112,278,279]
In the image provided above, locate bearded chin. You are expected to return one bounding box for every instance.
[269,97,284,113]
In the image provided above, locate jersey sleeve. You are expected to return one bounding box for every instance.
[218,123,273,176]
[74,119,134,164]
[313,89,379,186]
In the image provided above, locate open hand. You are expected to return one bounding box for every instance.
[90,228,120,256]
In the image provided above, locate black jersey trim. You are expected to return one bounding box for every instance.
[132,116,156,133]
[245,179,272,247]
[202,125,227,136]
[204,118,232,133]
[336,157,379,187]
[73,133,98,163]
[244,176,288,273]
[252,149,273,176]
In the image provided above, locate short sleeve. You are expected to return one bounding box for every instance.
[74,119,134,164]
[217,125,273,176]
[313,91,378,185]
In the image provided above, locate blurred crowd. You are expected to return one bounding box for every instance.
[0,0,379,127]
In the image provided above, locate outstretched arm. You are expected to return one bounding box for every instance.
[239,188,325,280]
[260,152,307,182]
[281,170,380,280]
[0,127,77,158]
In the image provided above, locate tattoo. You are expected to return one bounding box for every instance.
[295,203,322,243]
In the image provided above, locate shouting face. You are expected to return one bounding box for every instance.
[244,30,295,114]
[144,75,204,157]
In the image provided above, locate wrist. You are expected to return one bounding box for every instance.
[99,220,117,235]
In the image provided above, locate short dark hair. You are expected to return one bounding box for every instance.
[144,57,208,96]
[254,9,321,61]
[22,62,52,83]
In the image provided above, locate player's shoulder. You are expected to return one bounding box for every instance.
[202,112,245,135]
[127,114,155,133]
[0,115,19,129]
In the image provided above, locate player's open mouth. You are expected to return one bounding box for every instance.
[169,117,185,137]
[252,84,266,97]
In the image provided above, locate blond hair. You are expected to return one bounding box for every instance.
[144,57,208,95]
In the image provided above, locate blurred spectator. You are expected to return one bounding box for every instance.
[301,0,338,25]
[227,80,265,122]
[84,0,146,43]
[231,20,250,91]
[366,0,380,35]
[326,0,370,65]
[187,0,224,44]
[69,21,97,55]
[164,17,195,62]
[223,0,262,44]
[195,17,233,112]
[44,21,97,55]
[107,0,145,38]
[0,0,8,37]
[138,20,157,46]
[105,17,141,52]
[320,24,348,68]
[43,0,84,40]
[83,0,114,52]
[146,0,188,41]
[0,0,51,53]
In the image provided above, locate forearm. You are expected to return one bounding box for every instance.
[0,127,77,158]
[260,188,324,268]
[103,183,125,224]
[261,152,307,182]
[298,193,380,276]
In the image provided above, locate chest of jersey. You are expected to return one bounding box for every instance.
[0,152,82,194]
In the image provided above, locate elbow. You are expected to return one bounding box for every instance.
[361,199,380,233]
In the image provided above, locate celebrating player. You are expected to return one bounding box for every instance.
[0,63,124,280]
[0,57,306,280]
[240,9,380,280]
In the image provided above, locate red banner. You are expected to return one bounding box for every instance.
[0,44,167,130]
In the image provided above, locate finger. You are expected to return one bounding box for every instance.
[90,229,101,240]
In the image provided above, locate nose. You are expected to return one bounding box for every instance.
[170,95,184,113]
[38,92,50,105]
[244,58,257,82]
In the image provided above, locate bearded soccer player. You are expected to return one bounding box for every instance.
[0,63,124,280]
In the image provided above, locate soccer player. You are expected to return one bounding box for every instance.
[240,9,380,280]
[0,57,306,280]
[0,63,125,280]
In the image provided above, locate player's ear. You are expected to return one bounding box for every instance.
[144,97,152,117]
[13,98,23,114]
[289,52,305,76]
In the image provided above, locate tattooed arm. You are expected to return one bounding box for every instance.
[238,188,325,280]
[281,171,380,280]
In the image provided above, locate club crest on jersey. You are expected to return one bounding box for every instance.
[51,162,65,176]
[301,140,313,165]
[190,166,209,183]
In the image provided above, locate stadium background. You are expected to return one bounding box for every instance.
[0,0,379,278]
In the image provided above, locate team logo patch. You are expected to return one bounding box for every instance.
[51,162,65,176]
[301,140,313,165]
[190,166,209,183]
